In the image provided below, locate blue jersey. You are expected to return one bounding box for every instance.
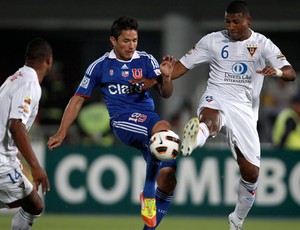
[75,50,161,118]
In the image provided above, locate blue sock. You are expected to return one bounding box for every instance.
[142,151,161,198]
[143,187,173,230]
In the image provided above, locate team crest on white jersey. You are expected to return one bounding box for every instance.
[246,44,258,57]
[206,95,213,102]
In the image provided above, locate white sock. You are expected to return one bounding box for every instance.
[11,208,39,230]
[196,122,209,147]
[233,178,257,223]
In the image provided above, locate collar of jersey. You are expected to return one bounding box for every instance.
[108,49,140,61]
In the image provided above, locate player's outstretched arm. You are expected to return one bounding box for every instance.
[164,55,189,80]
[256,65,296,81]
[156,56,176,98]
[47,95,85,150]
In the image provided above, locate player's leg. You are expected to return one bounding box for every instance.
[10,191,43,230]
[181,107,221,155]
[142,161,176,230]
[2,167,44,230]
[141,120,173,228]
[140,148,161,227]
[229,147,259,230]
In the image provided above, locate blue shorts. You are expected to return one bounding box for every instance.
[111,111,176,169]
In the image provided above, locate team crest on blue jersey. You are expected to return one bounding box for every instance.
[109,69,114,76]
[206,95,213,102]
[122,71,129,77]
[132,68,143,79]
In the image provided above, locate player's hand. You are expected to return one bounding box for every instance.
[129,78,158,90]
[256,66,279,77]
[47,133,65,150]
[31,165,50,195]
[160,55,176,79]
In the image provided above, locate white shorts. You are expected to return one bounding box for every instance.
[0,165,33,204]
[197,93,261,168]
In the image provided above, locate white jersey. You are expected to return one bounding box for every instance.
[180,30,292,167]
[180,29,291,121]
[0,66,41,170]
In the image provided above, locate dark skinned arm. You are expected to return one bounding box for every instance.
[9,119,50,195]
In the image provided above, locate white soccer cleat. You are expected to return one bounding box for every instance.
[181,117,200,156]
[228,213,244,230]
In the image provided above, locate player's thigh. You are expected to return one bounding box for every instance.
[235,147,259,183]
[111,111,161,150]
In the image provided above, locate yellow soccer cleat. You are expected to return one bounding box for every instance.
[140,191,157,228]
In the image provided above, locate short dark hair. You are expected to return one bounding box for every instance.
[226,0,250,16]
[110,16,138,40]
[25,37,52,62]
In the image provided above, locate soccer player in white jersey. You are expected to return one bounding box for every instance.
[0,37,52,229]
[48,17,179,229]
[131,0,297,229]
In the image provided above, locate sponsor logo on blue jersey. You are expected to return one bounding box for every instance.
[108,84,142,95]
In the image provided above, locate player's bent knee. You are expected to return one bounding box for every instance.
[151,120,171,135]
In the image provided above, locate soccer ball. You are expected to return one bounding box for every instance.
[150,130,180,161]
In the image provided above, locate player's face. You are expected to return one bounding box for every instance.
[225,12,252,41]
[110,30,138,61]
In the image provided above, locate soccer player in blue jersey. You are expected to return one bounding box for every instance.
[47,16,178,229]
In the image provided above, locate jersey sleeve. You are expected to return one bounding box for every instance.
[75,65,99,97]
[179,33,211,69]
[9,81,40,125]
[262,38,291,68]
[147,54,161,78]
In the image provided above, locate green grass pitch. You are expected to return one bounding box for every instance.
[0,214,299,229]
